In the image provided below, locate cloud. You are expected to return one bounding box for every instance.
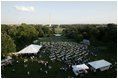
[14,6,34,12]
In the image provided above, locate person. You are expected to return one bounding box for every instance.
[45,63,47,67]
[40,68,42,71]
[45,71,48,74]
[39,55,42,58]
[48,66,52,69]
[38,61,40,64]
[27,71,30,76]
[85,70,88,74]
[30,57,33,60]
[12,69,15,72]
[16,60,19,63]
[32,56,34,58]
[9,61,13,65]
[24,64,27,68]
[93,69,96,72]
[24,59,28,63]
[2,66,4,71]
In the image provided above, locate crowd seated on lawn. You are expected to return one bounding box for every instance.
[40,41,90,66]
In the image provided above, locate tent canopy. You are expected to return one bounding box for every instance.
[72,64,89,71]
[17,44,42,54]
[88,59,112,69]
[1,57,12,63]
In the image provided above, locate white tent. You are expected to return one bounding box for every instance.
[72,64,89,76]
[88,59,111,71]
[1,57,12,66]
[16,44,42,54]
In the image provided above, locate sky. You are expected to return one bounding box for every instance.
[1,1,117,24]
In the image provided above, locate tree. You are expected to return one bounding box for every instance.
[1,24,11,34]
[75,34,83,42]
[8,26,18,40]
[34,25,44,37]
[16,24,38,45]
[42,26,51,36]
[97,27,106,41]
[63,26,78,38]
[104,24,117,54]
[52,26,56,34]
[82,32,88,39]
[1,33,16,58]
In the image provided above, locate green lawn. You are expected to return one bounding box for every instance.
[2,48,75,78]
[2,36,117,78]
[50,27,64,33]
[55,28,64,33]
[38,36,74,43]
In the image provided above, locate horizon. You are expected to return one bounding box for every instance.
[1,23,116,25]
[1,1,117,24]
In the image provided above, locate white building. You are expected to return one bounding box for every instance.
[88,59,112,72]
[72,64,89,76]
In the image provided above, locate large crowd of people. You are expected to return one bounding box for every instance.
[40,42,90,65]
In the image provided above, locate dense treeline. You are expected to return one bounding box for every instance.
[1,23,53,58]
[60,24,106,28]
[1,23,117,58]
[1,33,16,58]
[63,23,117,54]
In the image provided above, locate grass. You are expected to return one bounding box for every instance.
[2,50,75,78]
[55,28,64,33]
[2,36,117,78]
[50,27,64,34]
[38,36,74,43]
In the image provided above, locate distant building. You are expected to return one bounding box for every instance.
[58,24,60,28]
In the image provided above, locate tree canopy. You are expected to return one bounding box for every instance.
[62,23,117,54]
[1,33,16,58]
